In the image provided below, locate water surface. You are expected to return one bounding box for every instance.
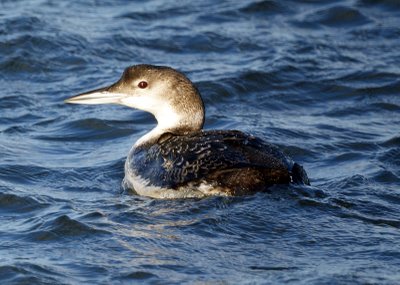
[1,0,400,284]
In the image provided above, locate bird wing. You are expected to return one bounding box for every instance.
[130,130,293,188]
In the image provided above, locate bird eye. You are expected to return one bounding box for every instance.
[138,81,148,89]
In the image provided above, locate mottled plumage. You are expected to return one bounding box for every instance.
[66,64,310,198]
[125,130,309,196]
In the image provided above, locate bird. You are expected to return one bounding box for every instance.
[65,64,310,198]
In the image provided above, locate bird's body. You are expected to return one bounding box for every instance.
[124,130,308,198]
[66,64,309,198]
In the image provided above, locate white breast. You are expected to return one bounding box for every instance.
[123,159,230,199]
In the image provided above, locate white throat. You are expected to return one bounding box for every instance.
[134,104,183,148]
[118,80,204,148]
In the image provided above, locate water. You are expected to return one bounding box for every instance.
[1,0,400,283]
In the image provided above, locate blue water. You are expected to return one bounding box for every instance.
[1,0,400,284]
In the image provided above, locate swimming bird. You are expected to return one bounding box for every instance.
[65,64,309,198]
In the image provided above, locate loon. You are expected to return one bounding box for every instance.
[65,64,310,198]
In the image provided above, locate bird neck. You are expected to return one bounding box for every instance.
[134,104,205,148]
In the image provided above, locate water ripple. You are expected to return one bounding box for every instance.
[30,214,110,241]
[0,192,49,214]
[1,0,400,283]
